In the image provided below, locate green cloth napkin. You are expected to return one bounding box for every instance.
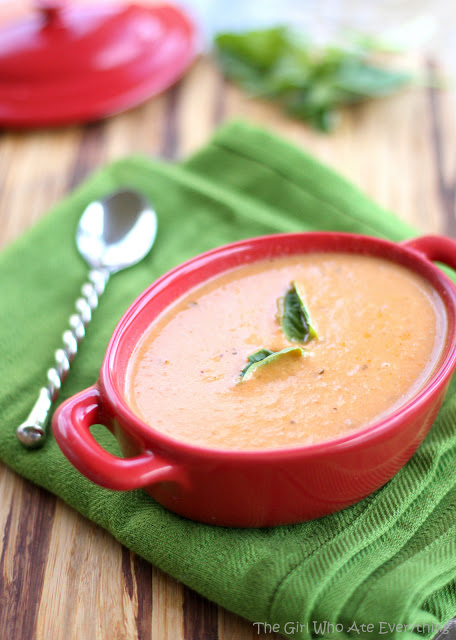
[1,122,455,640]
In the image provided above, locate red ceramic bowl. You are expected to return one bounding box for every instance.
[53,233,456,527]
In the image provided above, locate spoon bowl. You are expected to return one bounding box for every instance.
[17,188,157,448]
[77,190,157,272]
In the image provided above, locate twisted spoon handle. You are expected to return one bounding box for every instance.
[17,268,110,448]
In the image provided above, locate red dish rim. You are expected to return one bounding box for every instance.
[100,232,456,461]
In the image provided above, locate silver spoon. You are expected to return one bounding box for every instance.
[17,188,157,449]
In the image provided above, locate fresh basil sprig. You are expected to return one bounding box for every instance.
[214,26,414,131]
[278,281,318,343]
[240,346,304,381]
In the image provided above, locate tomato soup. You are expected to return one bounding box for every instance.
[125,253,447,450]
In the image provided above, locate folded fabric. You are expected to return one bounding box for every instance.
[1,122,455,640]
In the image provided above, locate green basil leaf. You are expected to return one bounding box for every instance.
[215,27,289,72]
[279,281,318,343]
[334,62,414,97]
[240,346,304,381]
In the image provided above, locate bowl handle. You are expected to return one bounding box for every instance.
[52,385,185,491]
[401,235,456,270]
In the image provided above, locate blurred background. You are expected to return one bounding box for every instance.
[0,0,454,244]
[182,0,455,88]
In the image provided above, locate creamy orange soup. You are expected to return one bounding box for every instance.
[125,253,447,450]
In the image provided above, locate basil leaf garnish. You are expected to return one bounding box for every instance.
[240,346,304,381]
[279,281,318,343]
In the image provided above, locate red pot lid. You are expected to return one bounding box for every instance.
[0,2,198,127]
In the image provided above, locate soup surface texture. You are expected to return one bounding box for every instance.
[125,253,446,450]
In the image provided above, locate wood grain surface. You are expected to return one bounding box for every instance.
[1,35,456,640]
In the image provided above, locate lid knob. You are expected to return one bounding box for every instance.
[35,0,66,26]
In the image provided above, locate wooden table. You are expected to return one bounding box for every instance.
[1,20,456,640]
